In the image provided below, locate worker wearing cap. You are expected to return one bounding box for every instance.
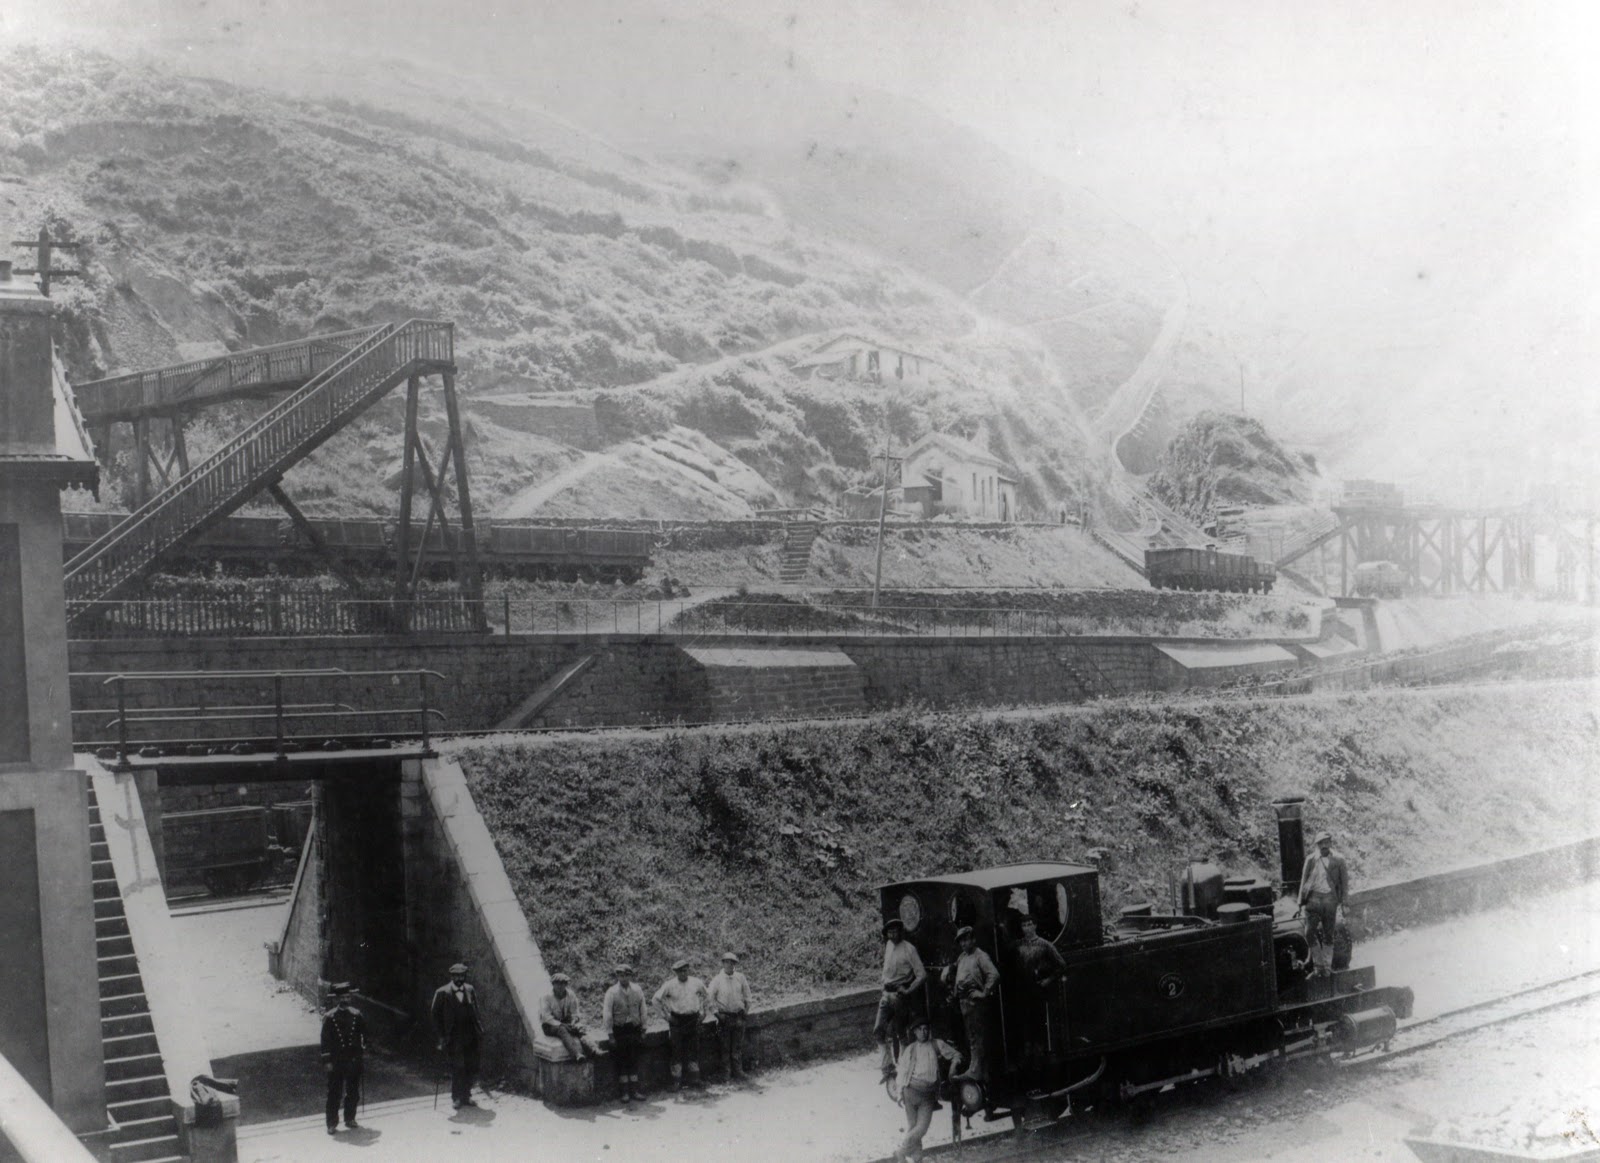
[707,952,752,1082]
[319,982,367,1135]
[653,958,709,1091]
[602,964,647,1103]
[539,972,600,1063]
[1012,914,1066,1066]
[430,962,484,1111]
[893,1015,959,1163]
[1298,831,1349,977]
[944,925,999,1082]
[875,918,926,1081]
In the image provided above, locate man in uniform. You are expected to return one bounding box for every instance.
[944,925,999,1082]
[1012,913,1067,1065]
[652,958,709,1091]
[430,962,484,1110]
[319,982,367,1134]
[602,963,647,1103]
[707,952,752,1081]
[539,972,600,1062]
[1298,830,1349,977]
[874,918,926,1081]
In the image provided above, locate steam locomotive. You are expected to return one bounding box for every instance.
[877,798,1412,1131]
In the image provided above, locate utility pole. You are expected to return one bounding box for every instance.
[871,430,893,609]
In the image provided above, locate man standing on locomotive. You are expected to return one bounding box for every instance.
[945,925,999,1082]
[875,918,926,1081]
[1298,830,1349,977]
[1012,913,1066,1065]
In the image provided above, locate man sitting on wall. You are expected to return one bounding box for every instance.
[539,972,601,1062]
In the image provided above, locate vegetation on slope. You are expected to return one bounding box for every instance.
[1148,411,1317,524]
[458,681,1598,1004]
[3,46,1090,520]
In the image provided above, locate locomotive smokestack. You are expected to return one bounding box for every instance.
[1272,796,1308,898]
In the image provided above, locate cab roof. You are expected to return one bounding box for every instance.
[881,861,1098,892]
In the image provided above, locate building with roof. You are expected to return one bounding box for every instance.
[899,431,1018,522]
[791,334,935,386]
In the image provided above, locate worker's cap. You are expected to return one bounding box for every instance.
[883,918,904,936]
[1314,831,1333,844]
[614,963,633,975]
[550,972,571,984]
[909,1015,931,1032]
[955,925,975,940]
[329,981,354,995]
[672,958,691,971]
[1019,914,1038,926]
[449,962,469,975]
[721,952,739,963]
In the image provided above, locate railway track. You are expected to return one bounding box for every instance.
[858,968,1600,1163]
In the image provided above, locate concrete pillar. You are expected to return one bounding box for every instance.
[0,262,106,1130]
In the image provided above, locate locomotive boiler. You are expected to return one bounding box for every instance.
[877,798,1412,1131]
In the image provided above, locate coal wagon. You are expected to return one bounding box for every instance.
[1144,546,1276,593]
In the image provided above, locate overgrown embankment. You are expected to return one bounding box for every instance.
[456,680,1598,1006]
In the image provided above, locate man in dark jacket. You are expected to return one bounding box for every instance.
[1298,831,1349,977]
[431,962,485,1110]
[320,982,367,1134]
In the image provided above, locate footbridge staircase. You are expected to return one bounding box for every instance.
[64,321,456,612]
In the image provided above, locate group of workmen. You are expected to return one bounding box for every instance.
[318,954,754,1129]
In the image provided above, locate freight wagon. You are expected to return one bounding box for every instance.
[1144,546,1276,593]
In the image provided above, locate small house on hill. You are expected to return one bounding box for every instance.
[792,334,935,386]
[900,431,1019,522]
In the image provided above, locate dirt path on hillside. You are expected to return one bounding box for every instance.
[495,451,613,517]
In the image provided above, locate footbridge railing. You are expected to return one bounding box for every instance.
[72,324,388,423]
[64,320,454,608]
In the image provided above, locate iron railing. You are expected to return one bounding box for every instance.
[72,324,387,422]
[77,668,446,765]
[64,595,1299,641]
[64,320,453,606]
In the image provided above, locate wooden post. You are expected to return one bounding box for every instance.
[440,371,485,625]
[395,374,419,601]
[133,416,151,507]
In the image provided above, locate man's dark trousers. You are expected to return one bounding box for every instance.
[446,1036,480,1107]
[326,1059,361,1129]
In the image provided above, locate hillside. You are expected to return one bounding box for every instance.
[1147,411,1317,525]
[454,680,1600,1004]
[2,46,1100,524]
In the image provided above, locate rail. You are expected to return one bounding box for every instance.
[87,668,446,766]
[71,324,387,422]
[64,320,453,606]
[0,1050,98,1163]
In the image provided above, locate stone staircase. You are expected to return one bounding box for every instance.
[88,780,188,1163]
[777,521,820,584]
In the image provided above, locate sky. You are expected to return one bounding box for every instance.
[4,0,1596,498]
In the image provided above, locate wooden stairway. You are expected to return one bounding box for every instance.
[777,521,820,584]
[65,320,454,609]
[88,780,189,1163]
[1274,512,1343,568]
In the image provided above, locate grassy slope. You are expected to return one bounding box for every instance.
[457,680,1599,1004]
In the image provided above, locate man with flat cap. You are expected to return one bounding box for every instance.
[944,925,999,1082]
[431,962,484,1110]
[653,958,709,1091]
[539,972,600,1062]
[320,982,367,1134]
[602,964,647,1103]
[874,917,926,1081]
[1298,830,1349,978]
[707,952,752,1081]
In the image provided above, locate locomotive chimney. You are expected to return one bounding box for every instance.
[1272,796,1308,898]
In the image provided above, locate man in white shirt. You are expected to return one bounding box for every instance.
[707,952,752,1082]
[893,1016,959,1163]
[875,918,926,1081]
[653,958,709,1091]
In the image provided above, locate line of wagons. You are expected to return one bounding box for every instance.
[162,801,313,897]
[62,512,654,582]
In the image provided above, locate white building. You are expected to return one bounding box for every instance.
[899,431,1018,522]
[791,334,935,386]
